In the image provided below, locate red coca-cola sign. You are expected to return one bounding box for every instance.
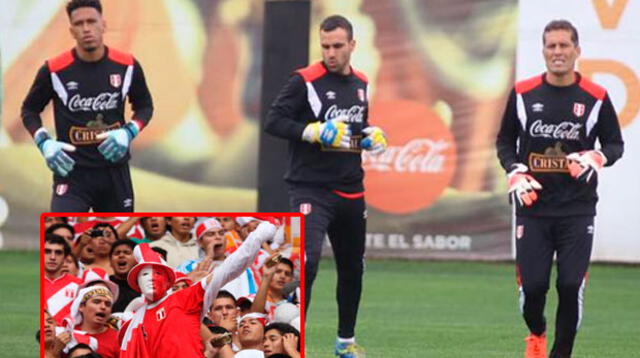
[364,100,456,214]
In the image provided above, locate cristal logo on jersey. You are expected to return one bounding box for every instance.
[529,120,582,140]
[68,92,119,112]
[324,104,365,123]
[528,142,570,173]
[110,74,122,88]
[573,102,585,117]
[70,122,121,145]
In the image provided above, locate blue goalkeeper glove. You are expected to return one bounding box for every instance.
[302,116,351,149]
[34,129,76,177]
[361,126,387,155]
[96,122,140,162]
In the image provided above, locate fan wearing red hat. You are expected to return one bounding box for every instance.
[236,313,268,357]
[119,221,277,358]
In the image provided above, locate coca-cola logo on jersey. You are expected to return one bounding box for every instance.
[324,104,365,123]
[529,120,581,140]
[68,92,119,112]
[363,139,449,173]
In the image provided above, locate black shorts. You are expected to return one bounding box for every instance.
[51,164,134,212]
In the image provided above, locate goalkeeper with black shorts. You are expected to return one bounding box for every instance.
[265,15,387,358]
[21,0,153,212]
[496,19,623,358]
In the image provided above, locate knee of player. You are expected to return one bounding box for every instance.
[555,280,585,295]
[522,281,550,296]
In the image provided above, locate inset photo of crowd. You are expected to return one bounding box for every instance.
[41,214,302,358]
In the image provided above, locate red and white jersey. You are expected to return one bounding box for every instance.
[75,327,120,358]
[119,283,205,358]
[45,274,82,325]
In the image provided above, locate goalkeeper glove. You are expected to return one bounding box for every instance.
[566,150,606,183]
[96,122,140,162]
[302,116,351,149]
[35,129,76,177]
[507,163,542,207]
[361,126,387,155]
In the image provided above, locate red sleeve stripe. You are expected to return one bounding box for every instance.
[352,68,368,83]
[108,47,134,66]
[296,62,327,82]
[47,50,74,73]
[578,76,606,100]
[515,74,543,94]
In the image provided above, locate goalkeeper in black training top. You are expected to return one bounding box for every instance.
[496,19,623,358]
[21,0,153,212]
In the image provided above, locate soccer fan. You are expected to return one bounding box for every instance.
[45,233,83,325]
[263,323,300,358]
[45,216,69,230]
[47,222,76,246]
[62,253,82,278]
[251,258,295,321]
[85,223,119,275]
[118,221,277,357]
[217,217,243,254]
[178,218,259,300]
[206,290,241,351]
[108,239,139,313]
[236,313,267,357]
[137,216,168,244]
[67,285,120,358]
[44,308,72,358]
[264,14,387,357]
[21,0,153,212]
[496,20,624,358]
[150,216,198,268]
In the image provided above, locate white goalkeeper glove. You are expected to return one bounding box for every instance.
[566,150,606,183]
[361,126,387,155]
[507,163,542,207]
[96,122,140,162]
[302,116,351,149]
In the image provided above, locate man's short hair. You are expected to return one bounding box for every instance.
[278,257,294,272]
[45,233,71,257]
[66,0,102,18]
[109,239,136,257]
[46,223,75,237]
[216,289,237,303]
[543,19,579,46]
[320,15,353,41]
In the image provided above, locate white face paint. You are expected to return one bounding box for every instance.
[138,266,157,301]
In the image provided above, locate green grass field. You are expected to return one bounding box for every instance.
[0,251,39,358]
[306,259,640,357]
